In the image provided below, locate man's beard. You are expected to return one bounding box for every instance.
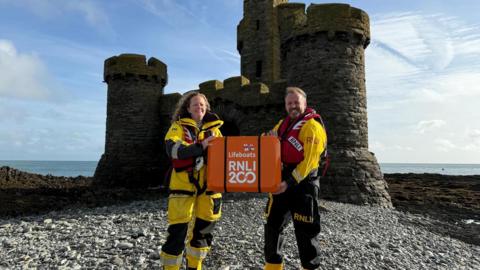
[289,109,300,118]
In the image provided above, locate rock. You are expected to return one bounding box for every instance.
[148,250,161,260]
[117,242,134,249]
[368,241,381,249]
[111,255,123,266]
[43,219,53,224]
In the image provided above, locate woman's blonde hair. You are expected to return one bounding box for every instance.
[171,91,211,123]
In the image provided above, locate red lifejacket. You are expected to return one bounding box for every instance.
[277,108,321,166]
[171,124,214,171]
[171,125,197,171]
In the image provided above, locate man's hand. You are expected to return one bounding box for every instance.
[201,136,215,150]
[265,130,277,136]
[272,181,288,195]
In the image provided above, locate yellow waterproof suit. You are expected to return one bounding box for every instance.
[264,108,327,270]
[160,112,223,270]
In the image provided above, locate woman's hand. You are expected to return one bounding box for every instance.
[272,181,287,194]
[263,130,277,136]
[201,136,215,150]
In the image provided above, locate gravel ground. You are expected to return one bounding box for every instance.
[0,195,479,270]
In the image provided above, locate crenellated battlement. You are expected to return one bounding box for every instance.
[277,3,307,41]
[277,3,370,48]
[242,0,288,15]
[194,76,286,107]
[104,54,168,86]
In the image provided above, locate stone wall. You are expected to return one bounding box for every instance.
[237,0,287,86]
[159,76,287,137]
[94,54,168,188]
[278,3,391,206]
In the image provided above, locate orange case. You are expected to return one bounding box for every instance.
[207,136,281,193]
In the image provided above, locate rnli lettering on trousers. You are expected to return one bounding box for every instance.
[293,212,314,223]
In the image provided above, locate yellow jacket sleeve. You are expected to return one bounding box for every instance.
[165,122,204,159]
[164,122,184,143]
[272,120,283,133]
[291,118,327,183]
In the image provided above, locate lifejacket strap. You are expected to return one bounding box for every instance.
[188,170,206,195]
[171,141,182,159]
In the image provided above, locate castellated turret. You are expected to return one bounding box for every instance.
[94,54,168,188]
[275,3,391,206]
[237,0,288,86]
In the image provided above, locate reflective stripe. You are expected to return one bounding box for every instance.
[160,252,183,266]
[292,120,306,130]
[169,193,192,199]
[265,193,273,218]
[292,169,302,183]
[265,262,284,270]
[171,141,182,159]
[186,246,209,259]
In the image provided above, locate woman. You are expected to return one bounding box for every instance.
[160,91,223,270]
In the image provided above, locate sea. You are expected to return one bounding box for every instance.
[1,160,480,177]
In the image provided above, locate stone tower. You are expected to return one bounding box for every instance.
[94,54,168,188]
[240,2,391,206]
[237,0,287,86]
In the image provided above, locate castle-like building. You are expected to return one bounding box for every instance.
[94,0,392,207]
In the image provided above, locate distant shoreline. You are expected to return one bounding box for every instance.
[1,161,480,177]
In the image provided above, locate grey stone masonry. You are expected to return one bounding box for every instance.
[279,3,391,207]
[94,54,168,188]
[237,0,287,86]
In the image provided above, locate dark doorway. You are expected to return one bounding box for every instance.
[255,60,262,78]
[220,120,240,136]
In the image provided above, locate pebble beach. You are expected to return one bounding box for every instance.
[1,196,479,269]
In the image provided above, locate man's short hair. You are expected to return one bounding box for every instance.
[285,87,307,99]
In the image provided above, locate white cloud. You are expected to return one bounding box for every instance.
[463,129,480,151]
[367,11,480,163]
[371,141,414,152]
[434,138,456,152]
[0,0,113,36]
[469,129,480,139]
[201,46,240,65]
[415,120,446,134]
[371,141,386,151]
[368,12,480,103]
[138,0,202,27]
[0,98,106,160]
[0,102,30,123]
[0,39,55,100]
[371,12,467,71]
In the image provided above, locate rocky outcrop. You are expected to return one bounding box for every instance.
[0,166,92,189]
[0,166,159,217]
[385,173,480,245]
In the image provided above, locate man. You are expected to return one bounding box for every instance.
[264,87,327,270]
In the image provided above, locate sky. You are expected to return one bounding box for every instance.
[0,0,479,163]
